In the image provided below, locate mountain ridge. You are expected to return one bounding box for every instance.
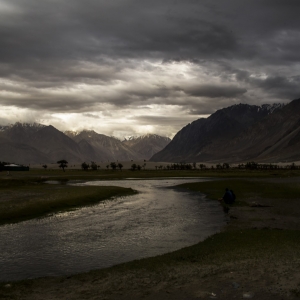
[150,102,293,163]
[0,124,170,164]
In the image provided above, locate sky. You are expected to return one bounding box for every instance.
[1,0,300,138]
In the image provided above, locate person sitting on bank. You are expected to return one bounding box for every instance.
[218,188,234,204]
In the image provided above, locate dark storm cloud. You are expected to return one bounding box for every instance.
[188,109,216,115]
[0,0,296,65]
[0,0,237,64]
[1,0,300,114]
[0,93,98,112]
[216,61,300,101]
[183,85,247,98]
[252,75,300,99]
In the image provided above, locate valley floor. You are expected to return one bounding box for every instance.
[1,176,300,300]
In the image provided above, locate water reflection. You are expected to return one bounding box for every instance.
[0,178,226,282]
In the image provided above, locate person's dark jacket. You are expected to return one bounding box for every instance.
[223,190,234,204]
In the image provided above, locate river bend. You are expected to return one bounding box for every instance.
[0,178,226,281]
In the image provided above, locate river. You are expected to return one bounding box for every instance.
[0,178,227,282]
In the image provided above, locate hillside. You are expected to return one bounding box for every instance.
[0,124,169,164]
[150,102,290,163]
[68,130,142,161]
[122,134,171,160]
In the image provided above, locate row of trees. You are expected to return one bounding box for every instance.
[153,161,300,171]
[81,161,125,171]
[52,160,300,172]
[56,161,146,171]
[238,161,300,170]
[130,163,146,171]
[83,162,147,171]
[41,160,123,171]
[152,162,230,170]
[81,161,100,170]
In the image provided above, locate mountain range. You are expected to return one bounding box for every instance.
[2,98,300,165]
[151,100,300,163]
[0,124,170,164]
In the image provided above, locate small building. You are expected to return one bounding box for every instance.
[3,164,29,171]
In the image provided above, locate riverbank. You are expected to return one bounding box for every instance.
[0,179,136,225]
[1,176,300,299]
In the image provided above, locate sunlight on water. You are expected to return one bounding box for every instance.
[0,178,227,281]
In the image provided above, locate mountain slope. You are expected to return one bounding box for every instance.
[0,136,50,164]
[28,125,84,162]
[0,122,46,144]
[0,124,170,164]
[220,99,300,162]
[122,134,171,159]
[70,130,143,161]
[77,139,100,162]
[150,103,285,162]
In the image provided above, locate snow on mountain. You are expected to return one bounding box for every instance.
[124,134,170,142]
[0,126,8,132]
[8,122,46,129]
[123,134,171,159]
[260,103,285,113]
[64,130,81,138]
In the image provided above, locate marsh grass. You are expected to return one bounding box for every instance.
[177,179,300,201]
[0,183,136,225]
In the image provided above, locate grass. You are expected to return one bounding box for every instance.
[105,228,300,271]
[177,179,300,200]
[1,171,300,226]
[0,172,300,298]
[2,167,300,181]
[0,181,136,225]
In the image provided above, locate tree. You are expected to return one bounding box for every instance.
[57,160,68,172]
[117,163,123,171]
[245,161,258,170]
[131,163,137,171]
[110,162,117,170]
[185,164,192,170]
[199,164,206,170]
[91,161,98,170]
[42,164,47,169]
[137,164,141,170]
[81,162,89,171]
[222,163,230,169]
